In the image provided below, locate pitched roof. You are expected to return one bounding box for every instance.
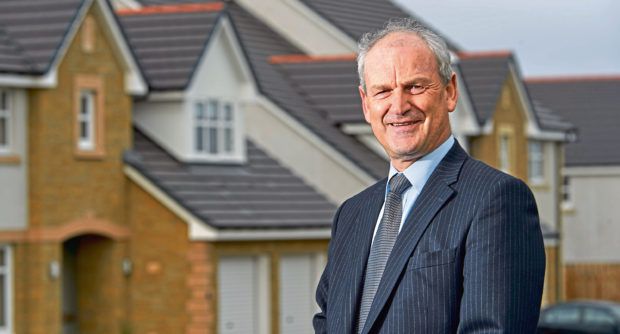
[117,3,223,90]
[270,55,364,125]
[457,52,512,125]
[298,0,460,51]
[526,77,620,166]
[458,52,573,132]
[0,0,82,74]
[226,3,387,179]
[126,129,337,229]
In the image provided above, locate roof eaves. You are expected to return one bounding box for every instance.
[43,0,89,75]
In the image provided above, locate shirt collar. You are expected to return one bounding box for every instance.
[387,135,455,194]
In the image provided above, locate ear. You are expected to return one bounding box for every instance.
[445,73,458,112]
[359,86,372,124]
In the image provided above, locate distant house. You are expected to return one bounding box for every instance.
[527,77,620,302]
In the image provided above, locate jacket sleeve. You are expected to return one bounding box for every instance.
[313,200,346,334]
[457,177,546,333]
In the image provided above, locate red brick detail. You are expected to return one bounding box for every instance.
[269,53,358,64]
[186,242,216,334]
[0,211,130,242]
[524,75,620,83]
[116,2,224,16]
[457,50,512,59]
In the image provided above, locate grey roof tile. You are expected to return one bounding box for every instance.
[126,129,337,229]
[227,3,387,179]
[118,9,221,90]
[298,0,460,50]
[272,59,364,124]
[458,54,572,133]
[0,0,82,74]
[457,55,511,125]
[527,78,620,166]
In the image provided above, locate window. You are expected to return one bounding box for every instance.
[78,90,95,151]
[0,90,10,153]
[562,176,573,208]
[499,134,511,174]
[528,141,544,184]
[74,76,104,157]
[0,245,12,333]
[194,99,241,161]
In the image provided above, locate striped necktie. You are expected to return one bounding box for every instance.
[357,173,411,333]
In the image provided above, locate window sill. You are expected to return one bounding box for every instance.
[74,149,105,160]
[529,181,549,190]
[561,203,575,215]
[0,154,21,164]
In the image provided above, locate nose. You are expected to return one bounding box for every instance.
[390,88,410,115]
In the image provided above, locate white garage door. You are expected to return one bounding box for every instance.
[218,255,270,334]
[279,253,325,334]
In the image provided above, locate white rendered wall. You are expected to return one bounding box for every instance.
[134,21,253,163]
[236,0,356,55]
[562,166,620,263]
[243,100,374,204]
[0,89,28,230]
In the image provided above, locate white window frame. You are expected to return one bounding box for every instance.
[193,99,244,163]
[77,90,95,151]
[499,134,511,174]
[528,140,545,185]
[0,89,11,154]
[0,245,13,334]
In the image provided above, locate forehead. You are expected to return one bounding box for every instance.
[364,32,437,76]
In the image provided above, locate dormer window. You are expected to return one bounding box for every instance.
[194,99,243,162]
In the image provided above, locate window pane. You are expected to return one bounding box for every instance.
[0,91,6,110]
[208,101,218,121]
[0,248,4,266]
[208,127,217,154]
[224,128,233,153]
[81,95,88,115]
[196,102,204,120]
[80,120,88,140]
[0,118,6,146]
[0,275,4,326]
[500,135,510,173]
[224,103,233,121]
[195,126,203,152]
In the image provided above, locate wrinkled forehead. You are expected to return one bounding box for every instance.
[364,32,438,74]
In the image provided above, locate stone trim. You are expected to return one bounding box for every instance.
[0,212,129,242]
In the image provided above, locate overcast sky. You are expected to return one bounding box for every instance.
[394,0,620,78]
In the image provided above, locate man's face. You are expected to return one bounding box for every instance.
[359,32,457,171]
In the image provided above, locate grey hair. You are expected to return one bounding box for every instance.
[357,18,452,93]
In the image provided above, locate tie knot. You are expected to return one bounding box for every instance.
[388,173,411,195]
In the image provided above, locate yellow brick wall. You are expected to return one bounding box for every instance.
[18,5,133,333]
[126,181,190,334]
[469,74,528,182]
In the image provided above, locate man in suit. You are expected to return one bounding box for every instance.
[313,18,546,333]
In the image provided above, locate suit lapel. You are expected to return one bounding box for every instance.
[335,180,385,333]
[361,143,467,333]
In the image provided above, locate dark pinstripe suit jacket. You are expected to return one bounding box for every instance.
[313,142,546,333]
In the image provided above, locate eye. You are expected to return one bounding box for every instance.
[411,85,426,95]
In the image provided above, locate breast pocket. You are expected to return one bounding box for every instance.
[407,248,457,270]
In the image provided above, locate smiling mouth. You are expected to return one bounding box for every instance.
[388,121,417,127]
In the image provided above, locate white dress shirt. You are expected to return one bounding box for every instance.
[372,136,455,239]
